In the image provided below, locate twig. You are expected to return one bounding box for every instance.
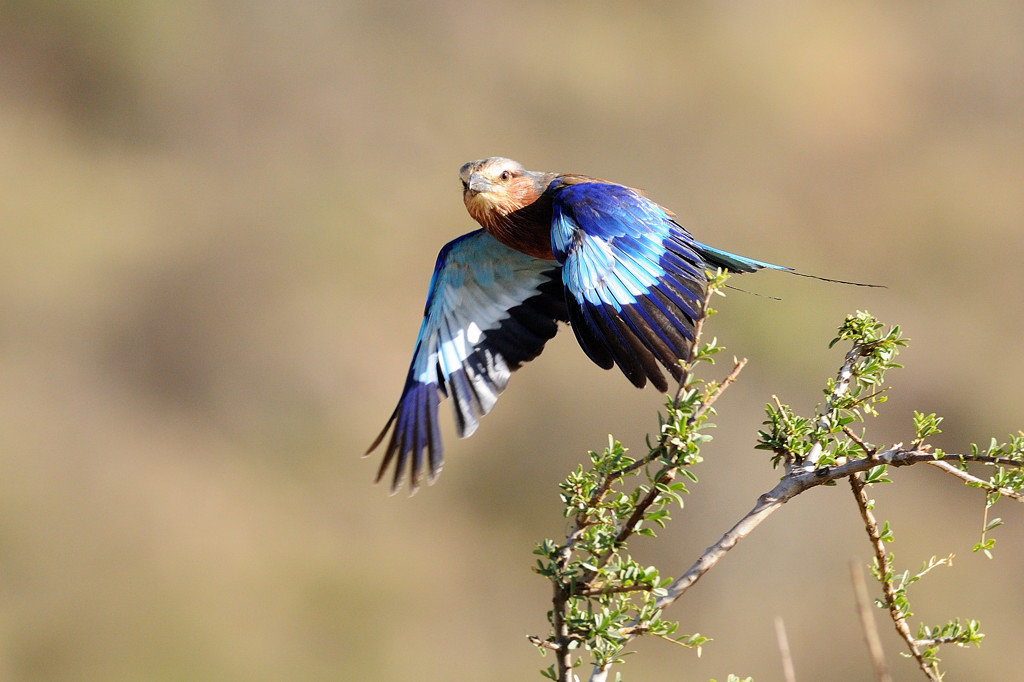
[849,473,939,681]
[528,635,561,652]
[849,559,893,682]
[550,522,585,682]
[609,358,747,481]
[926,460,1024,502]
[916,636,978,647]
[843,425,878,458]
[578,583,663,597]
[691,356,747,424]
[802,341,866,468]
[774,616,797,682]
[551,582,574,681]
[609,469,676,547]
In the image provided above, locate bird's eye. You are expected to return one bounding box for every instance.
[500,170,512,181]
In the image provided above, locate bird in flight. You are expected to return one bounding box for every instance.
[367,157,874,492]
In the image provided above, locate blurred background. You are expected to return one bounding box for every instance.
[1,1,1022,680]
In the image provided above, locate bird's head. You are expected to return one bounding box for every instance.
[459,157,552,227]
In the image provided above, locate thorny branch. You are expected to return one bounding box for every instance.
[539,308,1024,682]
[849,473,939,681]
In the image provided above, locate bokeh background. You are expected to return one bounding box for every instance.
[2,1,1022,680]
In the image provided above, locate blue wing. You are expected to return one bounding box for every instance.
[551,181,792,392]
[368,229,567,492]
[551,181,711,392]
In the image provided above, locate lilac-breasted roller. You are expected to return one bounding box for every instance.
[367,157,873,492]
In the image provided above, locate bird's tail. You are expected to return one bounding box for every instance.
[694,242,883,288]
[694,242,791,274]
